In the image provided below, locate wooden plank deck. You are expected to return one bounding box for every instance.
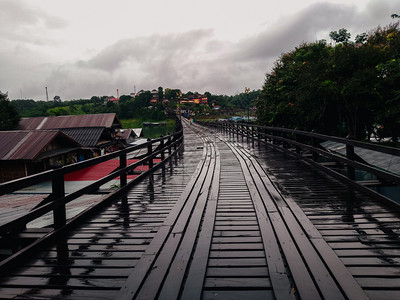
[0,120,399,299]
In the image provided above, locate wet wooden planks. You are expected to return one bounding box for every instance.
[1,120,399,299]
[201,146,275,299]
[0,123,205,299]
[249,136,400,299]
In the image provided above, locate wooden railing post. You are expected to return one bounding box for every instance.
[160,136,165,161]
[251,126,255,146]
[264,127,268,145]
[52,170,66,228]
[271,128,277,145]
[173,134,178,150]
[120,152,127,188]
[346,135,356,180]
[311,130,319,161]
[281,129,289,148]
[168,136,172,155]
[294,129,301,153]
[147,138,154,169]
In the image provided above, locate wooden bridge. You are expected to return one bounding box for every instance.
[0,119,399,299]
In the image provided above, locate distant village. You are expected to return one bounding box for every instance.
[103,89,208,106]
[0,87,259,183]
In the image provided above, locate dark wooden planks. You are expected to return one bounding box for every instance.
[117,131,212,299]
[200,143,290,299]
[0,122,204,299]
[248,134,400,298]
[180,137,221,299]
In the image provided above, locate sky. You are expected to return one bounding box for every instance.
[0,0,399,100]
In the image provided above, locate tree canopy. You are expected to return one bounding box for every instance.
[0,91,20,131]
[257,23,400,143]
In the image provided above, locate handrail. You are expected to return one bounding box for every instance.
[259,126,400,156]
[0,123,183,235]
[201,121,400,206]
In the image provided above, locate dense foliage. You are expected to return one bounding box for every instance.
[0,91,20,131]
[257,23,400,142]
[11,93,166,122]
[11,88,260,123]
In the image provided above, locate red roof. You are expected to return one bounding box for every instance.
[17,113,120,130]
[0,130,80,160]
[64,159,162,181]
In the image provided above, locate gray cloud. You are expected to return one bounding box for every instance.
[0,0,67,45]
[2,0,398,100]
[232,2,357,64]
[83,29,213,72]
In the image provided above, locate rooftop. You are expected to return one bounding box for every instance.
[17,113,121,130]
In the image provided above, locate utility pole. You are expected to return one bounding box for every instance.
[245,87,250,122]
[45,87,49,101]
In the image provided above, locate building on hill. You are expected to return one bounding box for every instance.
[150,89,159,104]
[179,93,208,105]
[103,89,120,104]
[193,94,208,105]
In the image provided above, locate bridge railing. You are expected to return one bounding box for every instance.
[0,126,184,236]
[202,121,400,207]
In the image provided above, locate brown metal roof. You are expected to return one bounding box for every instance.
[61,127,105,147]
[0,130,81,160]
[115,129,133,140]
[17,113,121,130]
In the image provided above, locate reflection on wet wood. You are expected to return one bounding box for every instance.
[0,120,399,299]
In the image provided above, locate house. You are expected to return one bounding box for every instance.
[150,89,159,104]
[193,94,208,105]
[104,96,120,104]
[179,93,208,105]
[17,113,124,156]
[103,89,120,103]
[114,129,141,145]
[0,130,85,182]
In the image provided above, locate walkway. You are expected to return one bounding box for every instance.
[0,121,399,299]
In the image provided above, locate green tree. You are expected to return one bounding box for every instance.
[258,23,400,141]
[164,88,181,101]
[329,28,351,44]
[119,94,132,103]
[0,91,20,130]
[158,86,164,101]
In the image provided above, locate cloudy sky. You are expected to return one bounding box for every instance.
[1,0,399,100]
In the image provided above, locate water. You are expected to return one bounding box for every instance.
[142,124,176,139]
